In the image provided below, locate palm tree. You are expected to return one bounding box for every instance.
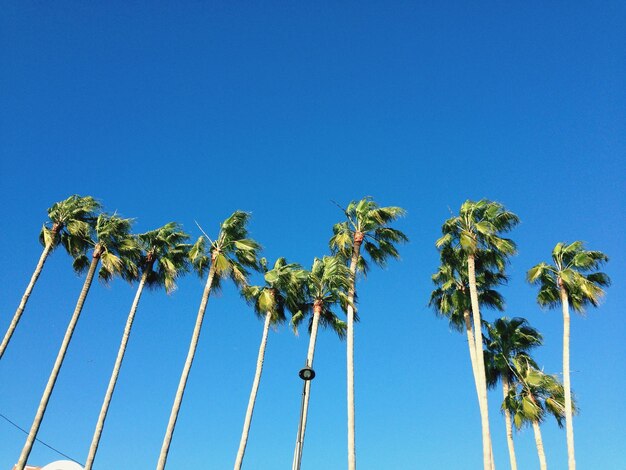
[234,257,304,470]
[484,317,543,470]
[1,195,100,359]
[436,199,519,470]
[504,357,570,470]
[85,222,191,470]
[16,213,138,470]
[290,256,350,468]
[157,211,260,470]
[527,241,609,470]
[330,197,407,470]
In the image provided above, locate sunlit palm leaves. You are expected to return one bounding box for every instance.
[429,245,506,331]
[291,256,351,339]
[527,241,610,312]
[39,194,101,256]
[330,197,407,274]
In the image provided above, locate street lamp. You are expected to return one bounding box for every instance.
[298,366,315,381]
[292,365,316,470]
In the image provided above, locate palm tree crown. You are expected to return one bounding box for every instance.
[71,212,140,283]
[291,256,351,338]
[436,199,519,258]
[330,197,407,273]
[527,241,610,312]
[243,257,304,324]
[506,357,570,430]
[189,210,261,287]
[484,317,543,388]
[39,194,101,254]
[138,222,192,293]
[429,246,506,331]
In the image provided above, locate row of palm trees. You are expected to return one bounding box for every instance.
[430,200,610,470]
[3,195,408,470]
[2,196,609,470]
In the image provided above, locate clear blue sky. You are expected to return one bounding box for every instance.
[1,2,624,469]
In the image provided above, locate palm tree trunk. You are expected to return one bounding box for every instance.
[84,271,148,470]
[347,233,363,470]
[559,283,575,470]
[501,376,517,470]
[293,301,322,468]
[15,255,99,470]
[467,254,494,470]
[463,310,480,395]
[234,310,272,470]
[1,242,54,360]
[157,263,216,470]
[532,420,547,470]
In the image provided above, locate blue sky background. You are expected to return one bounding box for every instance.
[1,2,624,469]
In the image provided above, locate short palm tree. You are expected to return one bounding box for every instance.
[85,222,191,470]
[157,211,260,470]
[1,195,100,359]
[527,241,609,470]
[330,197,407,470]
[234,257,304,470]
[290,256,350,468]
[16,213,138,470]
[484,317,543,470]
[504,357,570,470]
[436,199,519,470]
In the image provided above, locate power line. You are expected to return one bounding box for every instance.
[0,412,84,466]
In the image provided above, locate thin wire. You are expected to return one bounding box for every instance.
[0,412,84,465]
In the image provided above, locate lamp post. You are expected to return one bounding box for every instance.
[292,366,316,470]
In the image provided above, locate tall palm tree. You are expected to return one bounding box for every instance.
[504,357,570,470]
[1,195,100,359]
[436,199,519,470]
[85,222,191,470]
[157,211,260,470]
[484,317,543,470]
[16,213,138,470]
[234,257,304,470]
[527,241,609,470]
[330,197,407,470]
[290,256,350,468]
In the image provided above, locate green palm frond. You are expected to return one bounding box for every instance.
[192,211,261,292]
[528,241,610,314]
[483,317,543,388]
[437,199,519,258]
[330,197,408,273]
[502,356,573,430]
[38,195,101,256]
[134,222,192,294]
[88,213,140,283]
[429,245,507,331]
[290,256,351,339]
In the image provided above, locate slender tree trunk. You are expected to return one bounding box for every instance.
[467,254,494,470]
[157,263,216,470]
[293,301,323,467]
[84,271,148,470]
[234,310,272,470]
[463,310,480,395]
[501,376,517,470]
[1,242,54,360]
[532,420,547,470]
[559,283,575,470]
[347,233,363,470]
[15,254,99,470]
